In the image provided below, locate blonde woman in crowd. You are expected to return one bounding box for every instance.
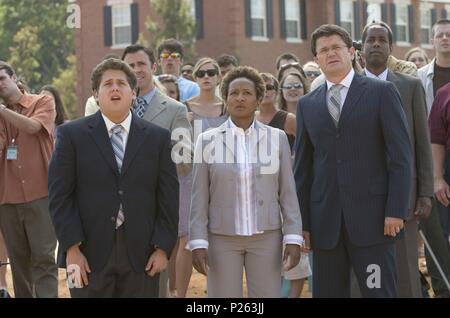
[279,72,310,115]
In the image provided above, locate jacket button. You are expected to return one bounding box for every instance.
[110,216,116,222]
[118,190,124,195]
[258,200,264,206]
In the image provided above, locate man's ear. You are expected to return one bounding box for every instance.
[93,90,99,105]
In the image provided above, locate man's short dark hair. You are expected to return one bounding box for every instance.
[0,61,15,77]
[311,24,353,56]
[432,19,450,37]
[362,21,393,45]
[275,53,299,70]
[157,38,184,59]
[217,54,239,67]
[121,44,156,65]
[91,58,137,91]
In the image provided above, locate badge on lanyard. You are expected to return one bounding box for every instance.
[6,138,18,161]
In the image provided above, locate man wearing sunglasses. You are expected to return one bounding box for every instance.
[157,39,199,102]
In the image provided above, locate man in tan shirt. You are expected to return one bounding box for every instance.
[0,61,58,298]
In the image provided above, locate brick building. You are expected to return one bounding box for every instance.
[75,0,450,114]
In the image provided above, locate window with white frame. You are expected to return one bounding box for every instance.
[365,0,383,25]
[395,4,409,43]
[251,0,267,37]
[420,4,432,44]
[285,0,301,39]
[112,4,132,46]
[340,0,354,38]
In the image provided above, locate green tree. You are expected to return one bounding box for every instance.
[145,0,196,61]
[52,55,78,119]
[0,0,74,91]
[8,26,42,88]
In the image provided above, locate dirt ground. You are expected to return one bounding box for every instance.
[5,265,312,298]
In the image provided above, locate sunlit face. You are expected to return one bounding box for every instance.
[282,74,305,104]
[408,51,428,69]
[433,24,450,54]
[123,50,156,94]
[194,62,219,90]
[363,26,392,69]
[159,49,183,75]
[161,81,179,100]
[226,77,258,121]
[314,35,354,79]
[0,69,19,100]
[261,79,277,105]
[303,64,321,83]
[94,69,136,119]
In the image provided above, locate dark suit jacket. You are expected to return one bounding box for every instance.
[384,71,433,217]
[48,111,179,272]
[294,72,412,249]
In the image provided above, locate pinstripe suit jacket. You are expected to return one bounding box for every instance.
[294,73,412,249]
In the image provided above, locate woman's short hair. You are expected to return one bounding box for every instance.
[260,72,279,92]
[220,66,265,102]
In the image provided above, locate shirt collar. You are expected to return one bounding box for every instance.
[140,88,157,105]
[364,68,388,81]
[228,117,256,136]
[102,111,132,134]
[326,68,355,91]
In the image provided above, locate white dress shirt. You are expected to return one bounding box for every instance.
[364,68,388,81]
[326,68,355,111]
[102,111,132,149]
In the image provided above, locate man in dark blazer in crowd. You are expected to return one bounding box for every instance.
[359,22,433,298]
[294,24,412,297]
[48,58,179,297]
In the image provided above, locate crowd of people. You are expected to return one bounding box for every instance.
[1,19,450,298]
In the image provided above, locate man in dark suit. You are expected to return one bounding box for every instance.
[359,22,434,298]
[48,58,179,297]
[294,24,412,297]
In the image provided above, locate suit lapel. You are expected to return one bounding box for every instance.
[338,73,367,127]
[120,114,147,177]
[386,70,400,88]
[88,112,119,176]
[145,90,166,121]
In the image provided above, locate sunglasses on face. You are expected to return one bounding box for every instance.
[305,71,321,77]
[160,52,181,59]
[282,83,303,90]
[265,84,276,91]
[195,69,218,78]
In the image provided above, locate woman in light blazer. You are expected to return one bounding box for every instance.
[189,66,304,298]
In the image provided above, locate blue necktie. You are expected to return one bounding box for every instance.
[111,125,125,228]
[133,97,147,118]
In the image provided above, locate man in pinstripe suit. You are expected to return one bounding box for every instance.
[294,24,412,297]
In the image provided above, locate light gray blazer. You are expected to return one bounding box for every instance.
[189,120,302,241]
[142,89,192,174]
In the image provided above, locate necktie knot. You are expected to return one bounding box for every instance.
[111,124,123,135]
[330,84,343,94]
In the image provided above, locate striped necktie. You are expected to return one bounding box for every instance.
[328,84,343,127]
[133,97,147,118]
[111,125,125,228]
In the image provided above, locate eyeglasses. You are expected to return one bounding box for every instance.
[195,69,218,78]
[435,32,450,39]
[265,84,276,91]
[282,83,303,90]
[317,45,348,56]
[305,71,321,78]
[160,52,181,59]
